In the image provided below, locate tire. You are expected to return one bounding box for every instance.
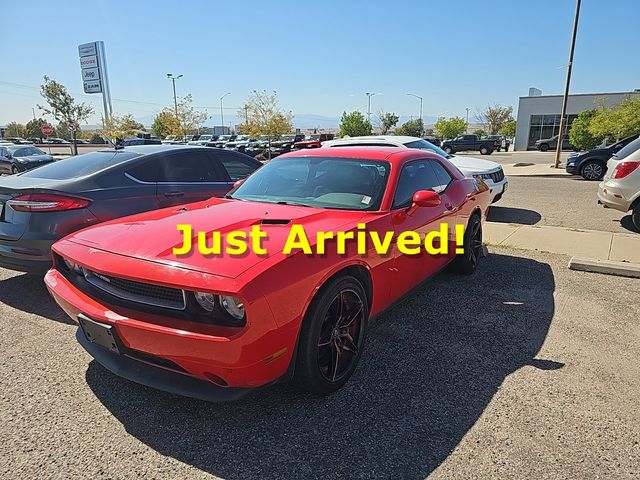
[449,215,483,275]
[632,203,640,232]
[480,146,490,155]
[580,160,605,181]
[11,165,19,175]
[495,147,501,152]
[293,275,368,394]
[443,146,453,154]
[539,143,549,152]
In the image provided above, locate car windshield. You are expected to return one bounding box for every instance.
[305,135,320,140]
[20,151,140,179]
[404,139,451,158]
[218,135,231,141]
[198,135,212,141]
[231,156,390,211]
[613,137,640,160]
[280,135,296,141]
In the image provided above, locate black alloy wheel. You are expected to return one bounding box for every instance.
[449,215,483,275]
[294,276,368,394]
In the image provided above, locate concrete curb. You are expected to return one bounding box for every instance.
[568,257,640,279]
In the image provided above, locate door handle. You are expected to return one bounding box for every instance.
[445,203,458,213]
[164,191,184,199]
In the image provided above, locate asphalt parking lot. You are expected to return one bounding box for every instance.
[1,246,638,479]
[488,175,637,234]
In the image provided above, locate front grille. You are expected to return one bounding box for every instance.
[83,269,186,310]
[489,169,505,183]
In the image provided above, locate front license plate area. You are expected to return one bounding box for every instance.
[78,314,120,354]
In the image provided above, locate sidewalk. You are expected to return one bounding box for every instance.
[484,221,640,264]
[501,163,570,177]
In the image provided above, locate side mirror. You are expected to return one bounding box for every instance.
[412,189,441,208]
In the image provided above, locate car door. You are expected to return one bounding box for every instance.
[0,147,9,174]
[389,159,453,300]
[154,150,232,207]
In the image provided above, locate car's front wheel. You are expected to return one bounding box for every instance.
[294,275,368,394]
[539,143,549,152]
[581,160,605,181]
[443,146,453,154]
[11,165,19,175]
[480,146,491,155]
[449,214,483,275]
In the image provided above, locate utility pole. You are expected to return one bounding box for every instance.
[166,73,182,117]
[32,108,37,120]
[465,107,470,133]
[555,0,581,169]
[365,92,378,124]
[220,92,231,132]
[407,93,423,136]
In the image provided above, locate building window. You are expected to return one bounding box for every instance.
[527,114,577,149]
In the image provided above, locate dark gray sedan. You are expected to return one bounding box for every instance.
[0,145,55,175]
[0,145,262,273]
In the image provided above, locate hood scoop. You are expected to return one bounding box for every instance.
[260,219,291,225]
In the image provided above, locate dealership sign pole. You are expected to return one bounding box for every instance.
[78,41,113,127]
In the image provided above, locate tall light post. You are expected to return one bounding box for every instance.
[166,73,183,117]
[220,92,231,132]
[555,0,582,168]
[365,92,379,124]
[465,107,470,133]
[407,93,423,135]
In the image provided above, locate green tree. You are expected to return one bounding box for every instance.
[610,98,640,139]
[395,119,424,137]
[569,110,603,150]
[477,104,514,134]
[377,111,399,134]
[101,114,145,143]
[24,118,47,141]
[434,116,467,139]
[473,129,487,137]
[339,111,372,137]
[175,94,208,136]
[89,133,106,144]
[151,111,181,138]
[5,122,26,138]
[239,90,294,158]
[499,120,517,138]
[38,76,94,154]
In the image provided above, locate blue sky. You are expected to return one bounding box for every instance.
[1,0,639,128]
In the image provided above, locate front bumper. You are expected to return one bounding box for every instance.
[45,267,297,395]
[566,162,579,175]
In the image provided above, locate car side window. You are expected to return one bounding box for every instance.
[217,155,258,181]
[392,160,444,209]
[157,152,224,182]
[429,161,453,193]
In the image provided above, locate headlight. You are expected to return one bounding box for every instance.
[194,291,216,312]
[220,295,245,320]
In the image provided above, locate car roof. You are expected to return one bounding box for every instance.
[105,144,212,155]
[323,135,423,145]
[278,145,439,165]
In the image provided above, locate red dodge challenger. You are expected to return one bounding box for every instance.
[45,147,490,401]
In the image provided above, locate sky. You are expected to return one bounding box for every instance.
[1,0,639,129]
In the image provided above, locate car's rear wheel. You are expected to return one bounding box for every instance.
[443,146,453,154]
[632,203,640,232]
[480,146,490,155]
[294,276,368,394]
[11,165,18,175]
[449,214,482,275]
[539,143,549,152]
[581,160,605,181]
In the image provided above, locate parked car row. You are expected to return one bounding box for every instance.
[1,139,493,401]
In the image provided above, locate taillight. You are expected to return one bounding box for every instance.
[7,193,91,212]
[612,161,640,179]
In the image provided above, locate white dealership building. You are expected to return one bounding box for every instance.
[514,88,640,151]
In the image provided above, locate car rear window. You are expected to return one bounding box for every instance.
[20,151,141,180]
[614,137,640,161]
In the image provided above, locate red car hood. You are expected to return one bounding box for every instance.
[65,198,367,278]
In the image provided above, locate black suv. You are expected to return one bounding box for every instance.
[566,134,640,180]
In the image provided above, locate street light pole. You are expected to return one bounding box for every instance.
[365,92,378,124]
[555,0,581,169]
[407,93,423,135]
[166,73,183,117]
[465,107,470,133]
[220,92,231,133]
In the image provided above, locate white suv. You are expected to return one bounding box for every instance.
[597,136,640,230]
[322,135,508,203]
